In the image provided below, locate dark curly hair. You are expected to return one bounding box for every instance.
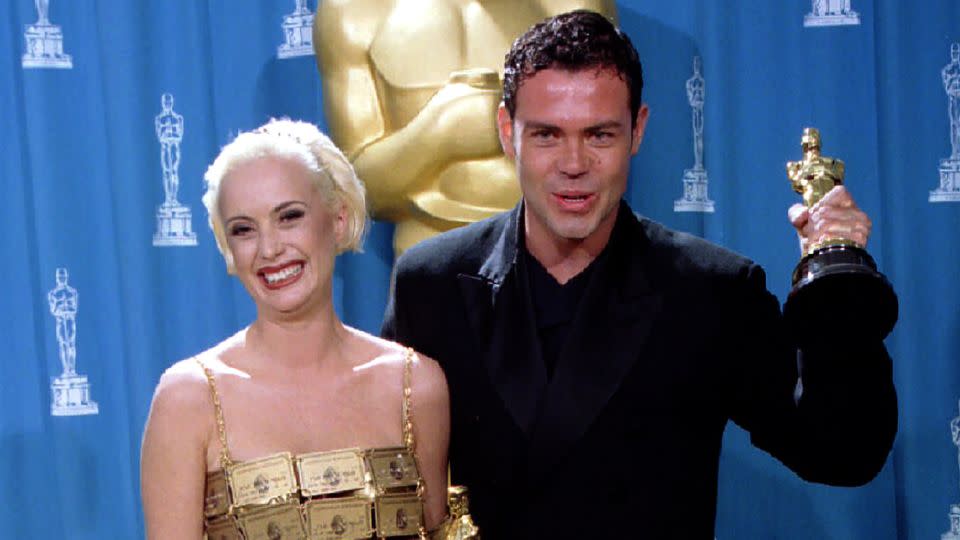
[503,10,644,125]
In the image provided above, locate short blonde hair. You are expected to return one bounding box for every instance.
[202,119,367,273]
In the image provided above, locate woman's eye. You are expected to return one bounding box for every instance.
[229,224,253,236]
[280,209,305,222]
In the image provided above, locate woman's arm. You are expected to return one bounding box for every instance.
[141,361,213,540]
[410,352,452,529]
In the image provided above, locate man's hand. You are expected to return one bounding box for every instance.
[788,185,871,254]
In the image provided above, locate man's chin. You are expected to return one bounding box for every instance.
[548,220,597,242]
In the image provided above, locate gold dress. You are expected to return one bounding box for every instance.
[198,350,429,540]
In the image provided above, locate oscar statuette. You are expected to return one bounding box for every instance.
[429,486,480,540]
[784,128,898,341]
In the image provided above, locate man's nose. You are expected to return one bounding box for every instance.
[558,139,591,177]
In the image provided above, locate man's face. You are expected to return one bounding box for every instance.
[497,68,648,251]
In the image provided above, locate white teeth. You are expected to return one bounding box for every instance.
[263,264,302,284]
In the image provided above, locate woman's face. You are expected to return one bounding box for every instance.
[218,156,345,320]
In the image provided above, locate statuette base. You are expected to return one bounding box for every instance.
[785,244,898,342]
[803,13,860,27]
[932,159,960,202]
[942,503,960,540]
[51,375,98,416]
[153,203,197,246]
[674,168,714,213]
[23,24,72,69]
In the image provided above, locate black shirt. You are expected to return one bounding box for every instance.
[521,247,600,380]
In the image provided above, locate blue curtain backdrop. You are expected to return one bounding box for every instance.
[2,1,959,538]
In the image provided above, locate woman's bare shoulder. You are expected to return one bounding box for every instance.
[149,358,211,420]
[348,327,436,366]
[346,328,448,402]
[150,336,243,416]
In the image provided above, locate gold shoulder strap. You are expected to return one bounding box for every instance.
[402,347,416,453]
[195,357,234,469]
[402,348,430,539]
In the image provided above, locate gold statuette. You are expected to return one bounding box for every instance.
[786,127,850,253]
[783,127,897,342]
[431,486,480,540]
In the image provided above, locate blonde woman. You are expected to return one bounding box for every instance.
[141,119,449,539]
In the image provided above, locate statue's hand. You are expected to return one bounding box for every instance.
[423,80,504,161]
[788,185,871,254]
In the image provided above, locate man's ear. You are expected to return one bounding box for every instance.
[630,104,650,155]
[497,103,516,159]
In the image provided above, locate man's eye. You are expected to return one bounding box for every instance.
[531,130,556,140]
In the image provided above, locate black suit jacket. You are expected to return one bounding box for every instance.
[383,201,897,539]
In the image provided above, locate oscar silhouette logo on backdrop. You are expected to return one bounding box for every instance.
[804,0,860,27]
[22,0,72,69]
[944,401,960,540]
[153,93,197,247]
[674,55,714,213]
[314,0,617,254]
[278,0,314,59]
[932,43,960,203]
[47,268,98,416]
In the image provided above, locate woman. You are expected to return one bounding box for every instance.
[141,119,450,539]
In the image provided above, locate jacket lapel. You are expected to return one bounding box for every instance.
[456,204,547,436]
[528,206,663,478]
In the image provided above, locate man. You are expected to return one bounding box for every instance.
[383,10,897,538]
[314,0,615,254]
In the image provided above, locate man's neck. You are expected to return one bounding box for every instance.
[524,206,619,285]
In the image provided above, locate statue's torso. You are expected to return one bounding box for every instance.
[369,0,543,129]
[944,63,960,95]
[366,0,558,223]
[323,0,616,248]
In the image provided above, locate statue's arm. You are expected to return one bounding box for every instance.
[314,0,386,159]
[540,0,617,20]
[315,0,434,213]
[315,0,504,216]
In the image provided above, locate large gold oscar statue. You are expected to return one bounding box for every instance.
[314,0,617,254]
